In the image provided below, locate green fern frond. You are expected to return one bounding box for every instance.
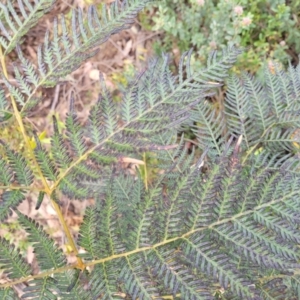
[199,48,240,83]
[76,143,300,298]
[3,0,300,296]
[0,87,11,123]
[88,262,119,299]
[0,0,55,54]
[33,48,239,201]
[65,99,87,157]
[264,64,286,120]
[225,75,260,149]
[0,237,31,279]
[33,131,58,181]
[119,255,160,299]
[0,287,18,299]
[150,248,213,299]
[51,115,72,170]
[25,0,152,109]
[1,142,33,186]
[242,72,272,133]
[16,211,66,270]
[288,60,300,101]
[21,276,60,299]
[95,190,126,256]
[0,190,25,222]
[0,158,14,186]
[192,100,226,157]
[1,1,154,113]
[77,207,99,260]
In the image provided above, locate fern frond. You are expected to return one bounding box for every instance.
[126,186,154,249]
[86,95,103,145]
[65,99,87,157]
[2,139,300,298]
[151,248,213,299]
[42,48,240,200]
[242,72,272,132]
[21,277,60,299]
[50,115,72,170]
[88,262,119,300]
[183,234,258,299]
[0,190,25,222]
[288,60,300,101]
[0,158,13,186]
[0,143,30,221]
[1,142,33,186]
[0,0,55,54]
[264,63,288,121]
[0,237,31,279]
[2,0,154,113]
[82,144,299,299]
[264,127,299,153]
[33,132,57,181]
[0,287,18,299]
[224,75,260,149]
[0,88,11,123]
[5,3,300,294]
[197,48,241,83]
[79,189,126,260]
[119,255,159,299]
[192,100,226,157]
[16,211,66,270]
[77,207,99,260]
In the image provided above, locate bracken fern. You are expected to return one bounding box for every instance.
[1,0,300,299]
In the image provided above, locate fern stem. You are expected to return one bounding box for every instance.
[0,262,78,289]
[0,189,297,290]
[0,45,84,270]
[84,189,299,266]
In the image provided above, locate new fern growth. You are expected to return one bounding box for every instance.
[1,0,300,299]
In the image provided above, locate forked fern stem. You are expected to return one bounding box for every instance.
[0,45,84,270]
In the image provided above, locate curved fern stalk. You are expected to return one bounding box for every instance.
[0,0,56,55]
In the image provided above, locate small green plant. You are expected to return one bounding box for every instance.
[2,0,300,299]
[145,0,300,73]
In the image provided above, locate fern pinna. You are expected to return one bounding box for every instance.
[1,0,300,299]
